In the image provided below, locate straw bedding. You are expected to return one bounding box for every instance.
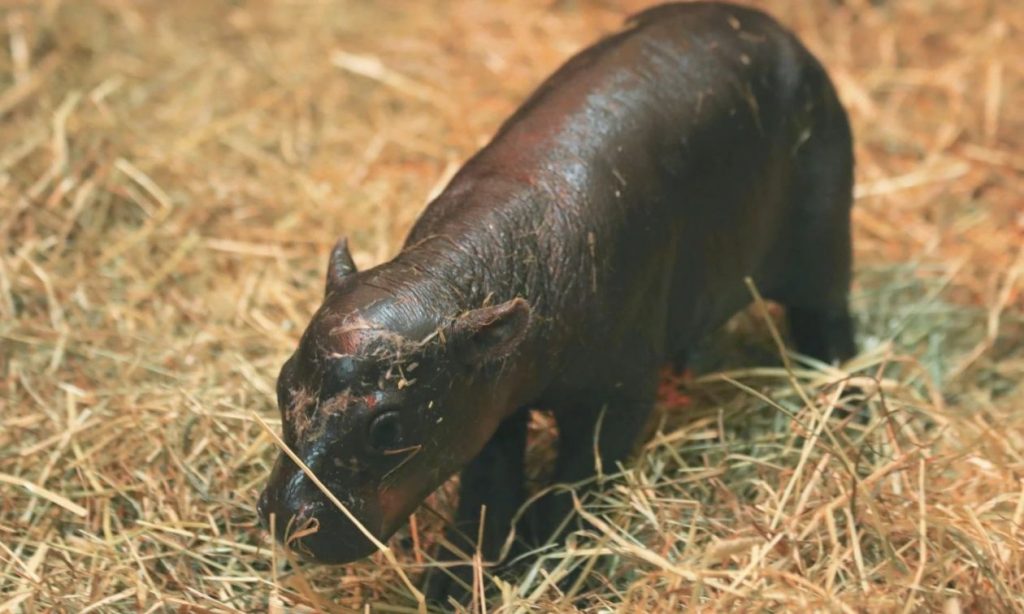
[1,0,1021,611]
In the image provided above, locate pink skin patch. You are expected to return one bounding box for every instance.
[376,485,405,533]
[658,366,693,408]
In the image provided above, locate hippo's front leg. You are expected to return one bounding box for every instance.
[534,381,658,546]
[424,408,529,605]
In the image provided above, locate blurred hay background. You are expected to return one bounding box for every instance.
[1,0,1021,611]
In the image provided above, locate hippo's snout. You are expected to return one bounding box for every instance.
[257,454,383,565]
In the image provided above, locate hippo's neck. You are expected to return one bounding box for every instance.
[397,174,554,311]
[374,178,561,405]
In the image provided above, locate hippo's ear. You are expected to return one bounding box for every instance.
[451,298,531,364]
[326,237,357,295]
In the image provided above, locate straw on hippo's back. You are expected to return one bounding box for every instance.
[258,1,854,602]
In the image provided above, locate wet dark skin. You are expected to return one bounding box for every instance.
[257,1,855,604]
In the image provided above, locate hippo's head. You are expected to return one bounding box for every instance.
[257,238,531,564]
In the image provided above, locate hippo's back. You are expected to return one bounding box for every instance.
[407,2,850,386]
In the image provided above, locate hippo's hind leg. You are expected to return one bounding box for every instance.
[787,305,856,364]
[773,93,857,365]
[424,407,529,605]
[777,209,856,365]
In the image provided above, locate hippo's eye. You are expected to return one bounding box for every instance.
[368,411,404,452]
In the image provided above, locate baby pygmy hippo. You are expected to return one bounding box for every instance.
[258,0,855,601]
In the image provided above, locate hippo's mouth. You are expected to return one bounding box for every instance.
[283,502,383,564]
[257,452,437,565]
[257,455,390,564]
[258,487,390,564]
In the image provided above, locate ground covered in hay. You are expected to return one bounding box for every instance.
[1,0,1022,612]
